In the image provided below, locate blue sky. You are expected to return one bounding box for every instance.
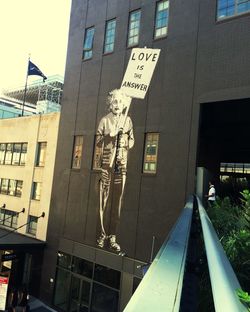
[0,0,71,92]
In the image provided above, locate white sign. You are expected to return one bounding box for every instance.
[0,276,8,311]
[121,48,161,99]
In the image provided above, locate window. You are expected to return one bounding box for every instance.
[0,208,18,229]
[53,269,71,311]
[16,180,23,197]
[27,215,38,235]
[128,10,141,47]
[0,179,9,195]
[72,136,83,169]
[0,144,6,164]
[36,142,47,166]
[53,255,121,312]
[32,182,42,200]
[72,257,93,278]
[20,143,27,165]
[154,0,169,39]
[5,144,13,165]
[91,283,119,312]
[94,264,121,289]
[0,178,23,197]
[92,135,102,170]
[217,0,250,19]
[104,19,116,54]
[12,143,21,165]
[83,27,95,60]
[8,179,17,196]
[143,133,159,174]
[0,142,27,166]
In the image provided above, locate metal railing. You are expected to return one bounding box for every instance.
[124,196,194,312]
[196,196,247,312]
[124,195,248,311]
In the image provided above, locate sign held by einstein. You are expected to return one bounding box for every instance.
[121,48,161,99]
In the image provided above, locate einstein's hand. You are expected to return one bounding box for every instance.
[110,130,118,137]
[110,128,123,137]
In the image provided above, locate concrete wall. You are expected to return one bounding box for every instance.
[0,112,60,241]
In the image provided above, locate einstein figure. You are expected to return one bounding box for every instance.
[96,89,134,252]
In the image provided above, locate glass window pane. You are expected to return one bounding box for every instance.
[0,179,9,194]
[0,143,6,164]
[3,211,12,227]
[53,268,71,311]
[16,180,23,197]
[8,179,17,196]
[12,213,18,228]
[104,19,116,53]
[0,209,4,225]
[57,251,72,270]
[81,281,90,306]
[217,0,250,18]
[36,142,47,166]
[72,257,93,278]
[12,143,21,165]
[154,0,169,39]
[70,276,80,308]
[27,216,38,235]
[91,283,119,312]
[128,10,141,47]
[5,143,13,165]
[20,143,27,165]
[32,182,42,200]
[94,264,121,289]
[83,27,95,60]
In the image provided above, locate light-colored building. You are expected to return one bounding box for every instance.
[0,112,60,294]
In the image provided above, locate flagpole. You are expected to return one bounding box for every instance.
[21,56,30,117]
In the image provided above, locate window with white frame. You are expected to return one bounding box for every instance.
[127,10,141,47]
[83,27,95,60]
[217,0,250,19]
[154,0,169,39]
[104,19,116,54]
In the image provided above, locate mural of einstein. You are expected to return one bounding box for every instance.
[96,89,134,252]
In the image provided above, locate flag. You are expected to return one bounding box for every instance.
[28,60,47,82]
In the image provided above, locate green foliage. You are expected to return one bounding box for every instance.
[236,289,250,311]
[208,191,250,292]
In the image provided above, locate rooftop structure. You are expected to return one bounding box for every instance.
[2,75,63,106]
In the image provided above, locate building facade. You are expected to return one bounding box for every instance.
[41,0,250,311]
[0,112,60,296]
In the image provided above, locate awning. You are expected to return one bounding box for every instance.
[0,228,46,250]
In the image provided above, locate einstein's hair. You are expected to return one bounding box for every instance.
[106,89,130,110]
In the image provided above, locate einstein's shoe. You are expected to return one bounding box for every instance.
[97,234,106,248]
[109,235,121,252]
